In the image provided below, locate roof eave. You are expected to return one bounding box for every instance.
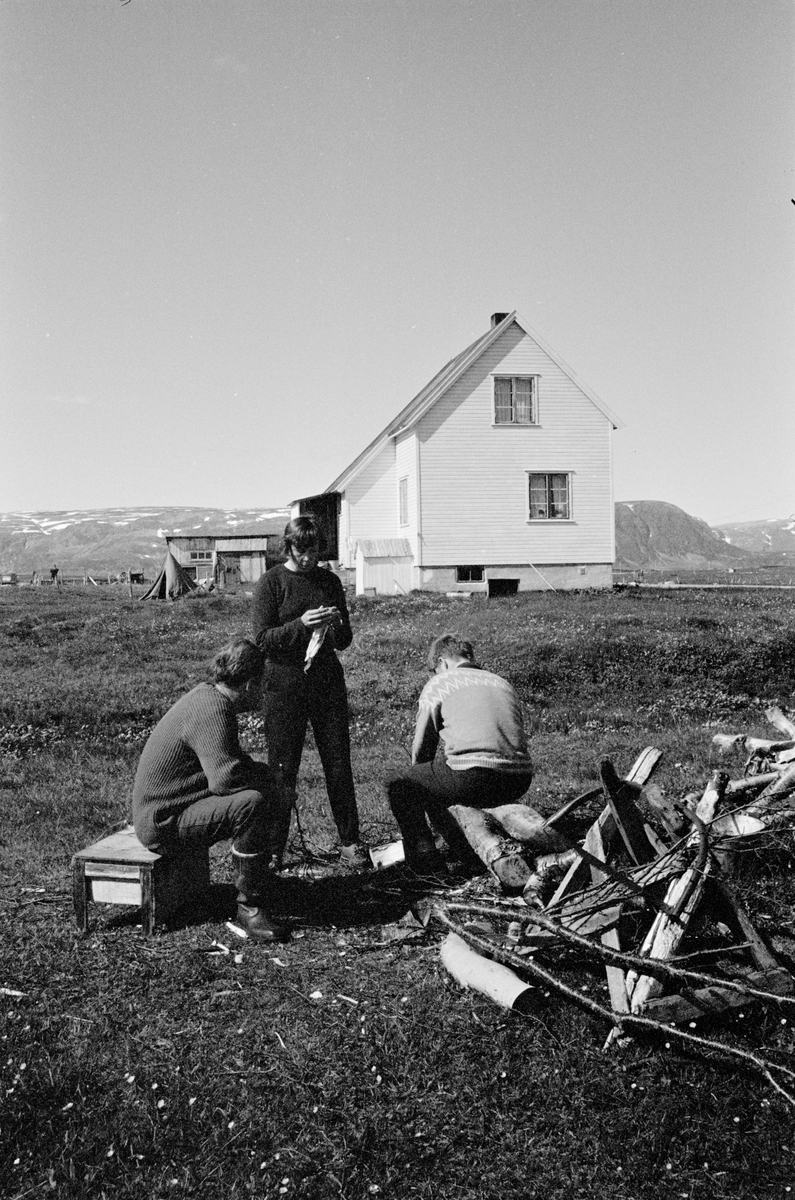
[326,312,518,492]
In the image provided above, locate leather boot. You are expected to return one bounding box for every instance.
[232,848,291,943]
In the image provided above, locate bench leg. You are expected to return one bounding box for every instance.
[140,866,155,936]
[72,860,89,933]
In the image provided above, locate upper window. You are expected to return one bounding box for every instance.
[398,476,409,526]
[494,376,538,425]
[528,473,570,520]
[189,550,213,561]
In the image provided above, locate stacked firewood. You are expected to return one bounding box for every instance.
[427,708,795,1103]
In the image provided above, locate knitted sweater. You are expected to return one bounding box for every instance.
[251,564,352,671]
[413,664,533,773]
[132,684,255,847]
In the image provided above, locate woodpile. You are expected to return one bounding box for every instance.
[427,708,795,1105]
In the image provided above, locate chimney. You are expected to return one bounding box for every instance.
[490,312,509,328]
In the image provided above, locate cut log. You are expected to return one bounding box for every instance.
[522,849,579,904]
[766,706,795,738]
[447,806,533,890]
[440,932,535,1013]
[711,762,795,841]
[447,803,569,892]
[487,804,568,852]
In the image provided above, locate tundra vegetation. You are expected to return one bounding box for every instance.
[2,584,795,1199]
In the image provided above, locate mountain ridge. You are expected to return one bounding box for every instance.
[0,501,793,576]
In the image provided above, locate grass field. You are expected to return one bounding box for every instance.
[2,584,795,1199]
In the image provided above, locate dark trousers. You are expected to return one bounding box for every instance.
[262,658,359,846]
[147,765,287,857]
[387,760,533,865]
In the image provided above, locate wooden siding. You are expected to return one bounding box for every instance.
[394,432,419,562]
[343,440,396,556]
[416,323,614,565]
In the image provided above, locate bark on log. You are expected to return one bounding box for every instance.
[447,806,533,890]
[447,804,569,892]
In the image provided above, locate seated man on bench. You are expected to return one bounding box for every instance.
[132,638,292,942]
[387,634,534,878]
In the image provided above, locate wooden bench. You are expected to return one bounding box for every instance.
[71,825,210,935]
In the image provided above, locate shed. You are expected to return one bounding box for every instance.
[355,539,413,596]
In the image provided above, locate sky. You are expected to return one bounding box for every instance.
[1,0,793,526]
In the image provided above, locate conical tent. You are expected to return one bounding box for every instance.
[139,551,199,600]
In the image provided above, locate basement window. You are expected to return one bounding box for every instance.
[456,565,484,582]
[528,473,571,520]
[494,376,538,425]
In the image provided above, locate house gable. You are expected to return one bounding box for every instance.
[310,312,622,588]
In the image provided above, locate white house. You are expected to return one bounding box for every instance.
[292,311,623,595]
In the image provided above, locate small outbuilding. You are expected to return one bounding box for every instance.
[165,534,280,585]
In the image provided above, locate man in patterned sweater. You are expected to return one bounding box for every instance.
[133,639,292,942]
[387,634,534,877]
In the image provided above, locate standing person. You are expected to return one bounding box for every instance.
[132,639,292,942]
[387,634,534,877]
[252,515,369,870]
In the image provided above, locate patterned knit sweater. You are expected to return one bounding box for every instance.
[414,664,533,773]
[132,684,255,848]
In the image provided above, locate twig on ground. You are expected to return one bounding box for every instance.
[433,905,795,1108]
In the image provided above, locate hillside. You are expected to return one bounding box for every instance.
[0,501,789,577]
[614,500,755,570]
[714,516,795,562]
[0,507,290,576]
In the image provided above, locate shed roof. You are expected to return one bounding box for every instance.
[356,538,412,558]
[215,538,271,552]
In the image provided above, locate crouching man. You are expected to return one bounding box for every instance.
[387,634,534,877]
[132,639,292,942]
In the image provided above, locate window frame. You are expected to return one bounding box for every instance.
[455,565,484,583]
[398,476,409,527]
[492,375,539,426]
[189,550,213,562]
[526,472,572,521]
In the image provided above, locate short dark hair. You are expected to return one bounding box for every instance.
[427,634,475,672]
[281,514,321,557]
[211,639,263,688]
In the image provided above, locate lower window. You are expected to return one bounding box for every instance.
[456,565,484,582]
[528,473,570,520]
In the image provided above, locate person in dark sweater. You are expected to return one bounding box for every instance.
[387,634,534,878]
[132,639,292,942]
[252,515,368,870]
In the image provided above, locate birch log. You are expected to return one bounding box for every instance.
[440,932,536,1013]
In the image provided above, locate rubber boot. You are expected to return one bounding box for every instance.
[232,848,291,943]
